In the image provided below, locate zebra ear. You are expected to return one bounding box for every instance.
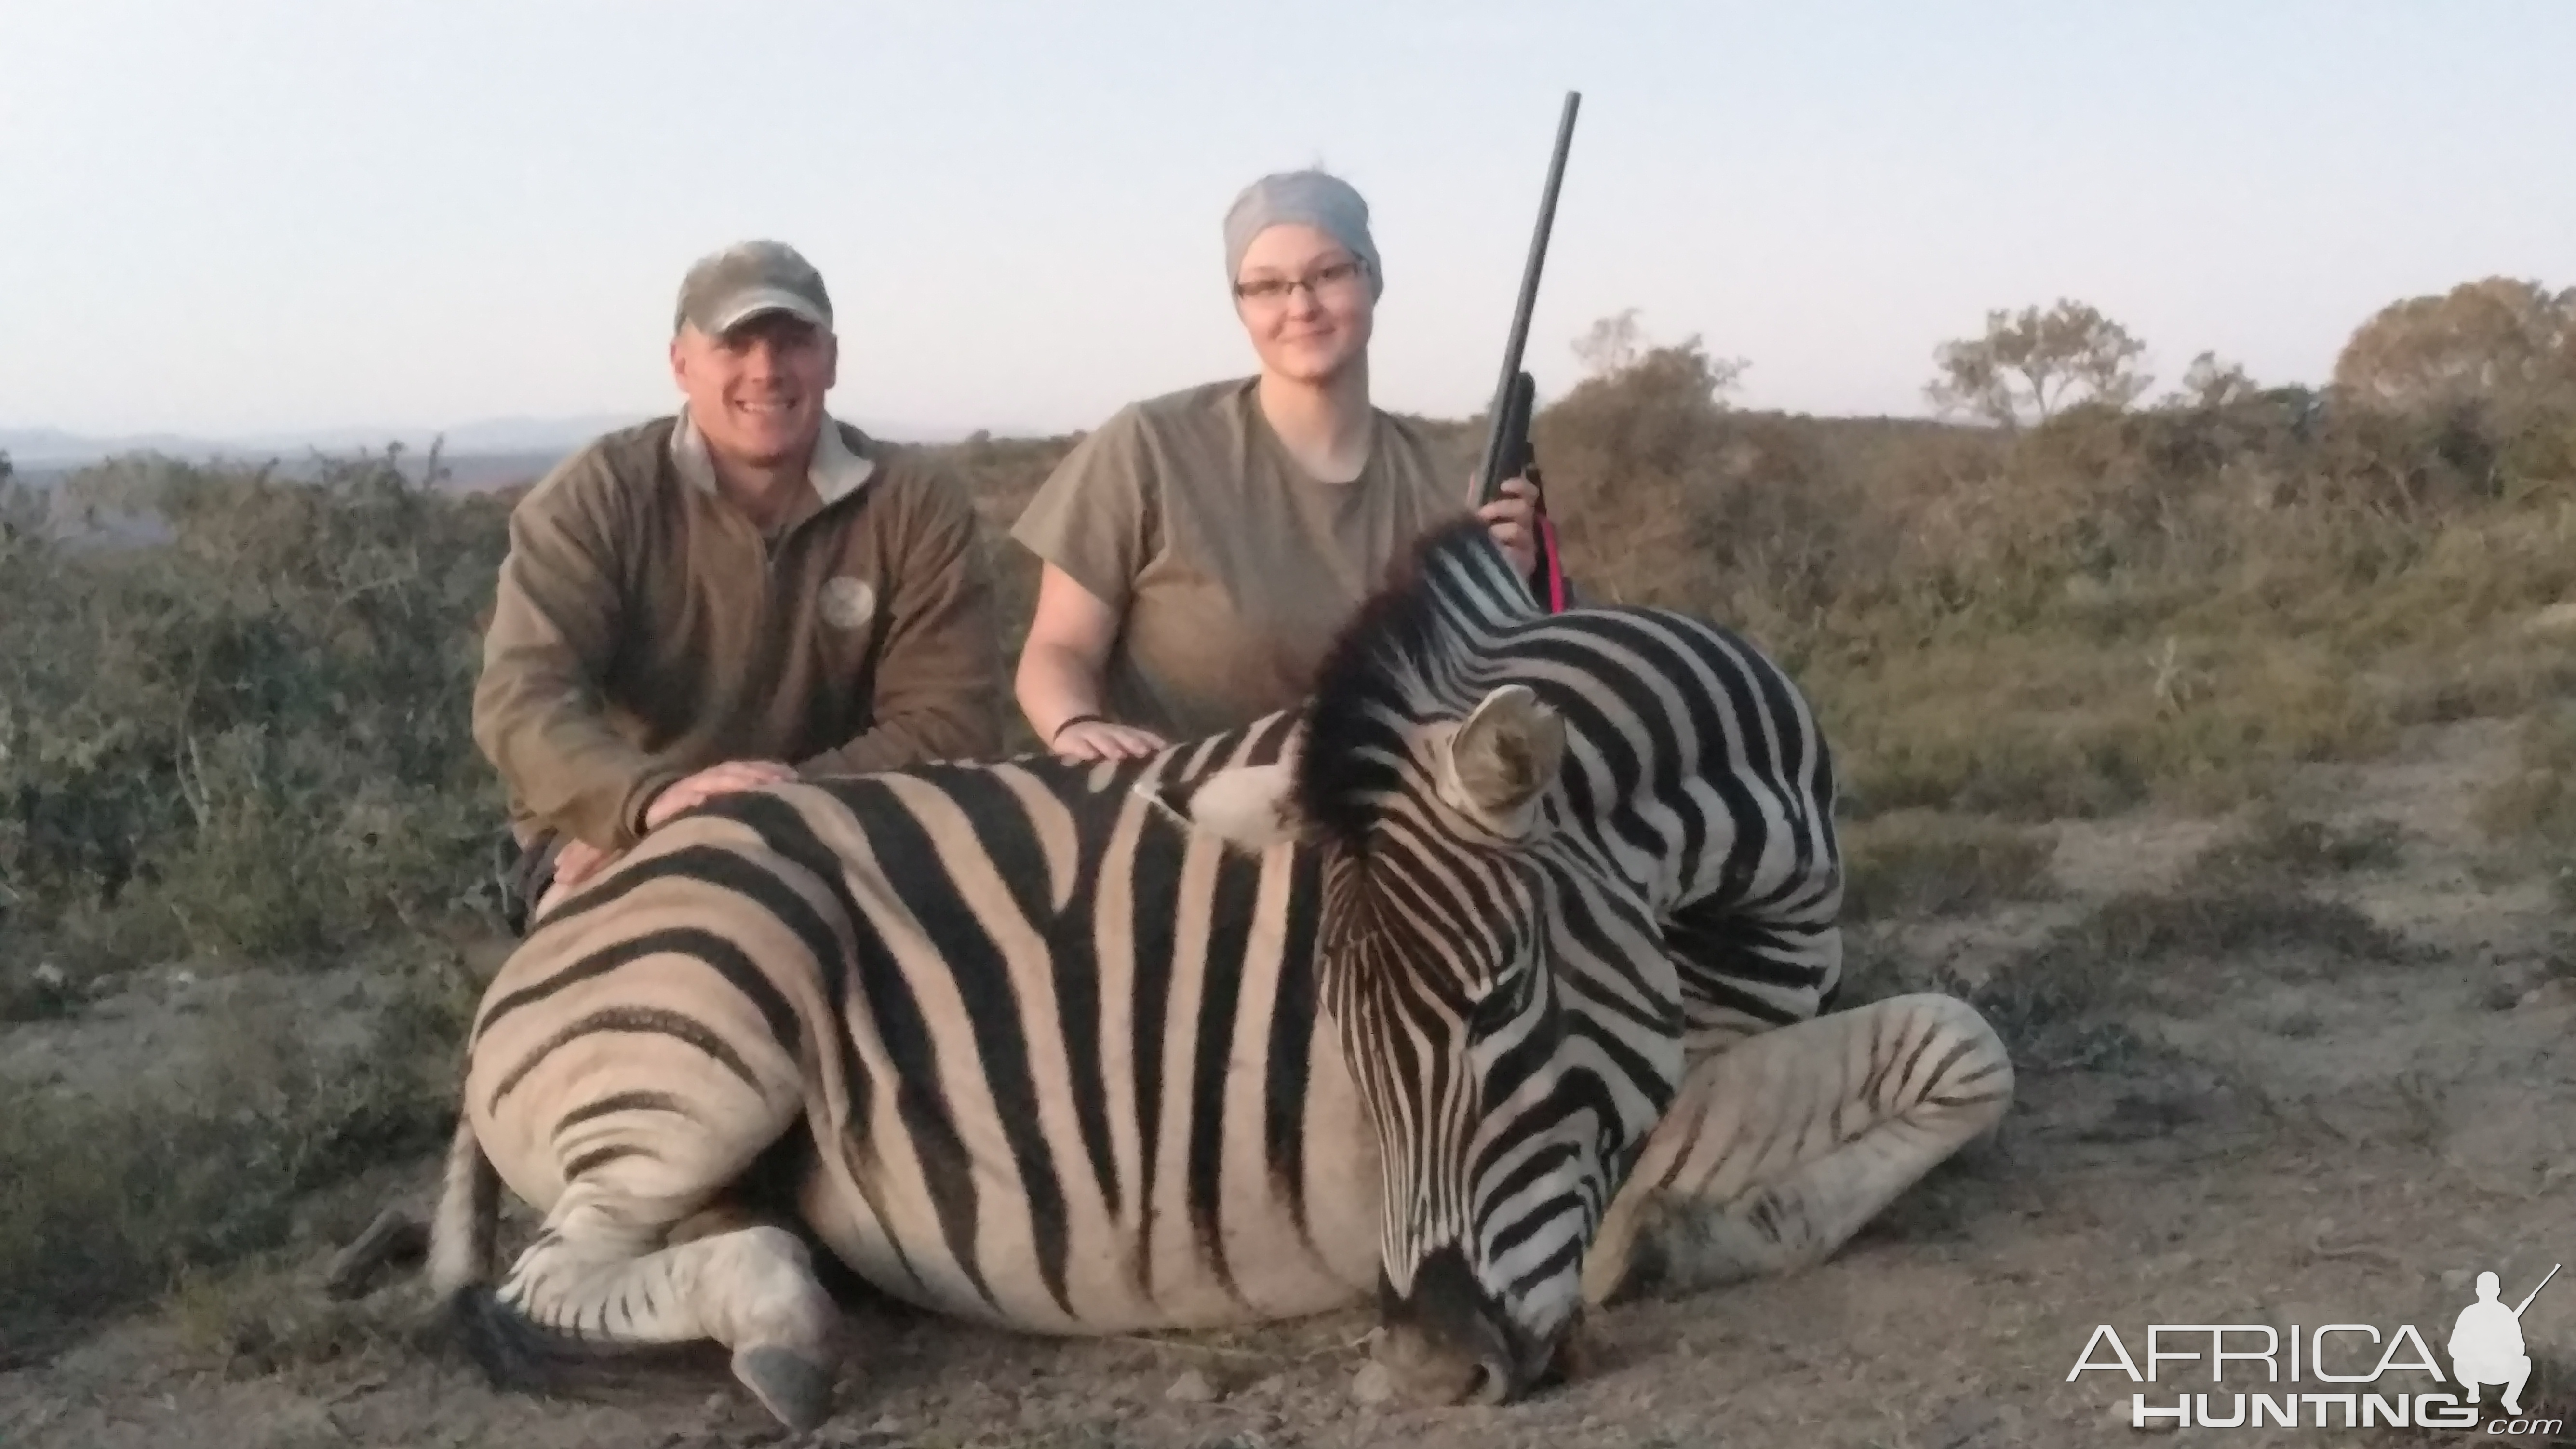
[1144,760,1309,854]
[1435,684,1564,837]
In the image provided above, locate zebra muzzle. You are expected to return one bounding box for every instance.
[1373,1246,1538,1407]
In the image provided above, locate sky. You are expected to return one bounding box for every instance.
[4,0,2572,443]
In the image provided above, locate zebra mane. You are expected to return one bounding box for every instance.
[1294,515,1544,846]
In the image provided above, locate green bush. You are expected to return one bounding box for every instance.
[1,447,511,969]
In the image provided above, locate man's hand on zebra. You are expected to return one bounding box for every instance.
[549,837,617,890]
[549,759,799,892]
[644,759,798,832]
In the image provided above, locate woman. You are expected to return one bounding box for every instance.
[1010,168,1543,760]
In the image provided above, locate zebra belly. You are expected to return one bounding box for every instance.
[789,970,1387,1331]
[794,1124,1383,1334]
[784,771,1388,1332]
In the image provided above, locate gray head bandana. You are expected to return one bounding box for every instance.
[1222,169,1384,300]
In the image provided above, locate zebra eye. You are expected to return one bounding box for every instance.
[1464,976,1524,1034]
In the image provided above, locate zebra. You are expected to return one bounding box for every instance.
[427,514,2015,1430]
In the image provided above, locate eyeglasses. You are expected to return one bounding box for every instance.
[1233,258,1366,304]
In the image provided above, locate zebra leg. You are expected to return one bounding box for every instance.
[480,1151,842,1429]
[455,1081,843,1432]
[1579,992,2013,1307]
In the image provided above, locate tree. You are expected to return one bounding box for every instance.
[1572,308,1649,378]
[2164,351,2261,411]
[2331,276,2576,413]
[1568,309,1745,396]
[1926,299,2152,430]
[1531,329,1848,621]
[0,451,25,548]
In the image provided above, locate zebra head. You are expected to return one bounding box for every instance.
[1154,518,1688,1408]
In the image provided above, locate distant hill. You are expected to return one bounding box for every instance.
[7,443,577,495]
[7,408,1978,500]
[0,416,638,467]
[0,410,992,480]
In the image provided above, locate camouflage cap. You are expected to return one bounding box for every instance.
[673,240,833,336]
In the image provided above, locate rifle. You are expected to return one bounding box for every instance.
[2512,1263,2560,1316]
[1472,89,1582,613]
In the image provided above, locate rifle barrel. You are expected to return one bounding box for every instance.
[1475,90,1582,506]
[2513,1262,2560,1316]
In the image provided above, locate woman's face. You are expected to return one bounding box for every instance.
[1233,223,1375,386]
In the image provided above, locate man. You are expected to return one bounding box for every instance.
[475,239,1006,934]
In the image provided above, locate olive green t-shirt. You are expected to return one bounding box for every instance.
[1011,378,1472,740]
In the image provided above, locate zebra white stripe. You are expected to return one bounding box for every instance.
[424,516,2013,1430]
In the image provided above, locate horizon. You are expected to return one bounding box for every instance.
[6,2,2571,444]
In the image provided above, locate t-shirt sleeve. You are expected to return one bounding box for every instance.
[1008,405,1157,613]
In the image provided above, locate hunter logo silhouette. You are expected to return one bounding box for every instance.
[2450,1263,2558,1417]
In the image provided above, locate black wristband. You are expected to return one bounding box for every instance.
[1051,713,1104,742]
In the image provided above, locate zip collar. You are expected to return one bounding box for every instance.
[669,407,877,508]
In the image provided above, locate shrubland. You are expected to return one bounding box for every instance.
[2,273,2571,1351]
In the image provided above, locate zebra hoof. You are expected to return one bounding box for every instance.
[1581,1193,1675,1308]
[1602,1230,1672,1307]
[733,1344,835,1432]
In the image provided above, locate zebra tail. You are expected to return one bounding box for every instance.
[424,1112,698,1397]
[425,1112,588,1391]
[427,1111,497,1301]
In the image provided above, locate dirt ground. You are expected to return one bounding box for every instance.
[4,713,2573,1449]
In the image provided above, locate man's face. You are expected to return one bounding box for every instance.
[669,311,838,468]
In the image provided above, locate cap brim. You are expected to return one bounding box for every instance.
[706,288,832,334]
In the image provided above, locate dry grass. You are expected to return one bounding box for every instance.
[2474,704,2576,841]
[0,956,472,1355]
[2181,800,2410,889]
[1810,496,2576,828]
[2469,703,2576,910]
[1944,885,2418,1073]
[1918,802,2419,1073]
[1839,810,2056,922]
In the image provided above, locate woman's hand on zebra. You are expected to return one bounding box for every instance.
[1050,717,1167,762]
